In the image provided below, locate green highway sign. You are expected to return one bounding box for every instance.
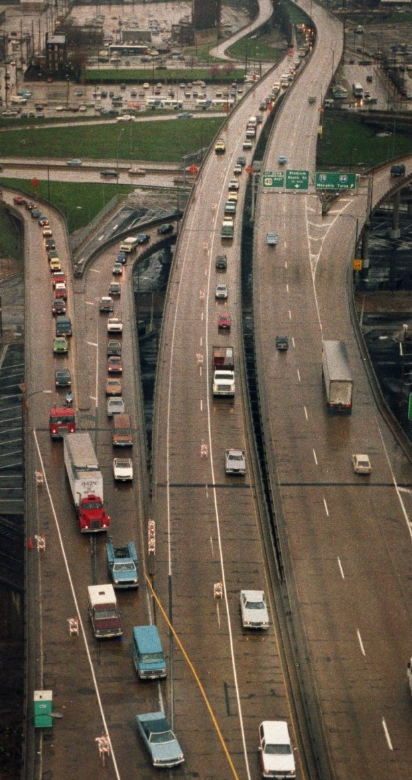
[262,172,284,187]
[315,172,357,190]
[285,169,309,190]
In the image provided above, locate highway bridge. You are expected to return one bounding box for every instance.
[2,1,412,779]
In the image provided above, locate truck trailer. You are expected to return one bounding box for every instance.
[63,433,110,532]
[322,340,353,414]
[212,346,235,396]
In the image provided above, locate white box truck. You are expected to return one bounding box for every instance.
[322,340,353,414]
[63,433,109,532]
[87,584,122,638]
[120,236,139,253]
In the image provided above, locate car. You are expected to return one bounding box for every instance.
[38,216,49,227]
[49,258,61,272]
[157,223,174,235]
[258,721,296,778]
[13,196,26,206]
[107,340,122,356]
[54,283,67,299]
[113,457,133,482]
[47,249,59,261]
[215,284,228,300]
[55,368,71,387]
[52,299,66,315]
[266,232,279,246]
[99,297,114,313]
[25,201,35,211]
[75,89,83,97]
[53,337,69,354]
[218,314,232,330]
[275,335,289,351]
[142,82,150,89]
[136,712,185,768]
[240,589,269,629]
[107,396,125,416]
[128,167,146,175]
[227,191,238,203]
[352,454,372,474]
[278,155,288,165]
[66,159,83,167]
[214,139,226,154]
[107,356,123,373]
[243,140,253,150]
[176,112,193,119]
[390,163,405,177]
[107,317,123,332]
[225,448,246,475]
[215,254,227,270]
[117,114,134,122]
[106,377,122,396]
[112,262,123,275]
[237,156,246,166]
[42,227,53,238]
[31,209,41,219]
[52,271,66,287]
[136,233,150,244]
[116,252,127,264]
[228,179,239,191]
[109,282,121,296]
[100,169,119,178]
[233,165,243,176]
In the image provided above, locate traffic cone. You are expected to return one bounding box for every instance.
[27,537,33,550]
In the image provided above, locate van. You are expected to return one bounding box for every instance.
[11,96,27,104]
[120,236,139,253]
[112,413,133,447]
[132,625,166,679]
[55,315,72,337]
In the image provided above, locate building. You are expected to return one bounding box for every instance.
[192,0,221,31]
[45,33,67,72]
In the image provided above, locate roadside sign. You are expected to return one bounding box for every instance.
[262,172,284,188]
[353,258,363,271]
[315,172,357,190]
[285,170,309,190]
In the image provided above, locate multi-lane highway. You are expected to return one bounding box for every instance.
[9,0,412,779]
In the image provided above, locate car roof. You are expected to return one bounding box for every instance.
[260,720,290,743]
[241,589,265,601]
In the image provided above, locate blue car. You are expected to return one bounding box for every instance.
[278,155,288,165]
[136,712,185,768]
[117,252,127,264]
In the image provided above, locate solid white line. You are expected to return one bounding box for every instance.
[357,629,366,656]
[297,369,301,382]
[288,309,292,319]
[313,449,318,465]
[382,718,393,750]
[304,406,308,420]
[337,557,345,579]
[323,497,329,516]
[286,283,289,293]
[292,337,295,348]
[32,430,121,778]
[200,399,203,412]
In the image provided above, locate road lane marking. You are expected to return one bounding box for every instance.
[357,629,366,656]
[304,406,308,420]
[292,337,296,348]
[382,718,393,750]
[337,557,345,579]
[297,369,301,382]
[323,497,329,516]
[313,449,318,465]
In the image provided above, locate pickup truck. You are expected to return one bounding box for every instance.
[106,537,138,588]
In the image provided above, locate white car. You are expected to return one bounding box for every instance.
[225,448,246,475]
[107,397,125,417]
[113,457,133,481]
[266,232,278,246]
[228,179,239,191]
[352,454,371,474]
[107,317,123,333]
[240,589,269,629]
[215,284,228,300]
[258,721,296,778]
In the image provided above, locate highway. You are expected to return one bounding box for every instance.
[8,1,412,779]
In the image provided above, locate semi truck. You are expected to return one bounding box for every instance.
[322,340,353,414]
[49,406,76,438]
[106,537,138,588]
[63,433,110,532]
[212,346,235,397]
[87,584,122,638]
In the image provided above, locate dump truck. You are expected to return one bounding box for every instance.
[106,537,139,588]
[63,433,110,532]
[212,346,235,397]
[322,340,353,414]
[87,584,122,638]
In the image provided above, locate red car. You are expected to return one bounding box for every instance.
[13,196,26,206]
[107,356,123,373]
[218,314,232,330]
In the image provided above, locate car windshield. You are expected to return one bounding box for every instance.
[229,453,244,461]
[246,600,265,609]
[112,562,135,572]
[141,651,164,663]
[265,743,292,755]
[83,500,103,510]
[96,609,118,620]
[149,730,175,744]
